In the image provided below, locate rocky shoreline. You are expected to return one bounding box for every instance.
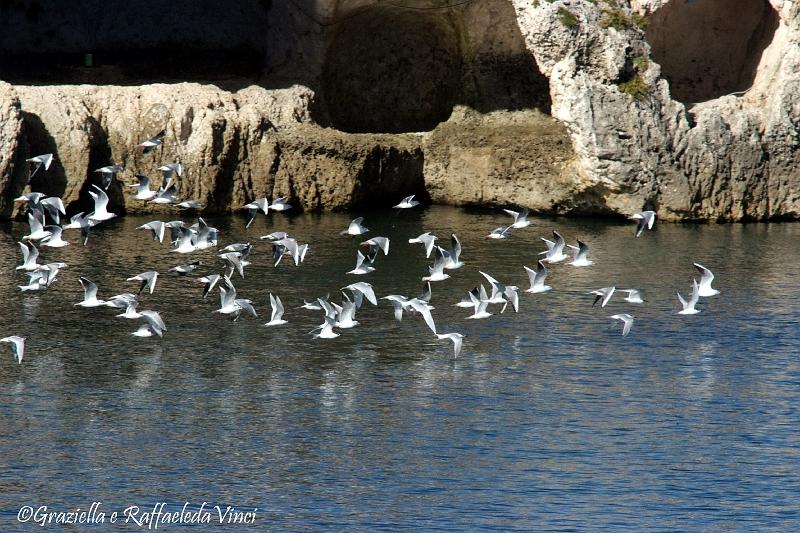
[0,0,797,222]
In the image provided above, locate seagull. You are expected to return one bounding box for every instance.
[382,294,410,322]
[158,162,183,180]
[342,282,378,307]
[242,197,269,228]
[409,232,438,258]
[524,260,552,293]
[260,231,288,242]
[40,197,66,224]
[347,250,376,275]
[129,174,158,200]
[264,294,288,326]
[87,185,117,223]
[62,212,92,245]
[312,316,340,339]
[609,314,634,336]
[269,196,292,212]
[22,211,51,242]
[149,184,178,205]
[486,226,512,240]
[436,333,464,358]
[19,269,51,292]
[94,164,123,189]
[620,289,644,304]
[360,236,390,256]
[214,277,244,316]
[480,271,519,312]
[134,310,167,337]
[41,225,69,248]
[590,286,616,308]
[442,233,464,270]
[176,199,204,210]
[138,221,166,243]
[26,153,54,179]
[127,271,159,295]
[677,279,701,315]
[407,298,437,334]
[455,287,480,308]
[139,130,165,154]
[540,231,568,263]
[694,263,720,297]
[465,285,492,320]
[0,336,25,364]
[422,250,450,282]
[418,281,432,303]
[75,277,107,307]
[503,207,531,229]
[631,210,656,237]
[16,242,41,271]
[335,293,359,329]
[220,252,247,279]
[567,239,593,267]
[115,298,144,319]
[341,217,369,236]
[170,261,201,276]
[194,274,222,300]
[393,195,420,209]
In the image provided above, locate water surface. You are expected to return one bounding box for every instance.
[1,207,799,531]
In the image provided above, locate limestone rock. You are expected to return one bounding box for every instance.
[1,0,799,222]
[0,82,26,218]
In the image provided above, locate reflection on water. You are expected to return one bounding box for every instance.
[1,207,799,531]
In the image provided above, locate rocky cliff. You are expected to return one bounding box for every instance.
[0,0,797,221]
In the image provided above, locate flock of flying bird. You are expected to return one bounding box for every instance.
[1,133,722,364]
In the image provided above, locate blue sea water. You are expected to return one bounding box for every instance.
[0,207,798,531]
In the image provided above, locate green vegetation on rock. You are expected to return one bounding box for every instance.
[558,7,579,28]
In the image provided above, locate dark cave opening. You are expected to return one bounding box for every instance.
[646,0,779,104]
[321,0,552,134]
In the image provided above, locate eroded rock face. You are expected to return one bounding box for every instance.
[0,82,26,218]
[0,0,798,222]
[512,0,800,221]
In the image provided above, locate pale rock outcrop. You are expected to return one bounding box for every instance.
[13,83,424,216]
[511,0,800,220]
[0,82,26,218]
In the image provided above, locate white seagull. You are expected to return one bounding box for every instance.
[620,289,644,304]
[139,130,165,154]
[590,286,616,308]
[540,231,568,263]
[16,242,41,271]
[631,210,656,237]
[437,333,464,358]
[609,314,634,336]
[524,260,552,293]
[26,153,54,179]
[127,271,159,295]
[41,225,69,248]
[486,226,512,240]
[87,185,117,223]
[265,294,288,326]
[503,207,531,229]
[393,195,420,209]
[0,336,25,364]
[677,279,701,315]
[347,250,376,275]
[341,217,369,236]
[75,277,107,307]
[409,232,438,258]
[567,239,593,267]
[694,263,720,297]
